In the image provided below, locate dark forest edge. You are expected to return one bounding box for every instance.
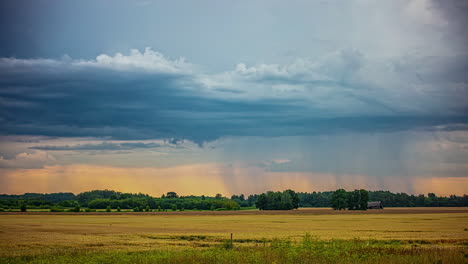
[0,189,467,212]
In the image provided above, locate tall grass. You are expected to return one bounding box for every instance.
[1,234,465,264]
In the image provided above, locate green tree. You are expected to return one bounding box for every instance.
[256,194,267,210]
[358,189,369,210]
[117,206,121,212]
[145,205,151,212]
[254,191,298,210]
[285,189,299,209]
[347,189,368,210]
[171,204,177,211]
[331,189,348,210]
[20,203,27,212]
[347,190,359,210]
[166,192,178,199]
[280,191,293,210]
[215,193,223,199]
[106,205,111,212]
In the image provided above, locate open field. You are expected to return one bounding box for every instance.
[0,208,467,263]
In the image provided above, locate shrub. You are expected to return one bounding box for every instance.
[50,208,64,212]
[223,200,240,210]
[69,205,80,212]
[117,206,121,212]
[221,239,234,250]
[106,206,111,212]
[171,204,177,211]
[20,204,27,212]
[271,238,292,250]
[301,232,317,249]
[145,206,151,212]
[85,208,96,212]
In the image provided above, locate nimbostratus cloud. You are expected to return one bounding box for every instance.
[0,48,467,145]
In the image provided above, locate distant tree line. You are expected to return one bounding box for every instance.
[294,190,468,208]
[77,190,240,211]
[0,192,76,209]
[0,189,467,211]
[0,192,76,203]
[86,197,239,210]
[0,190,240,211]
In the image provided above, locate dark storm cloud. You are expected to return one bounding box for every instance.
[430,0,468,46]
[0,1,48,58]
[0,55,303,143]
[0,48,467,144]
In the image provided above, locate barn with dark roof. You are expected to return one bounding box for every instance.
[367,201,383,209]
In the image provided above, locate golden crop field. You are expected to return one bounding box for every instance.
[0,208,467,263]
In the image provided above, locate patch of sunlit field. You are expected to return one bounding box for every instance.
[0,208,467,263]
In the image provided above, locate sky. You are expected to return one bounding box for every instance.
[0,0,467,196]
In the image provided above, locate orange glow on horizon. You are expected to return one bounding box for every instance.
[0,164,466,197]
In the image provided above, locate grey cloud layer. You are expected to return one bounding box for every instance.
[1,0,467,66]
[0,48,467,144]
[30,142,161,151]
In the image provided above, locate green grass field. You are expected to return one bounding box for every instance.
[0,208,467,263]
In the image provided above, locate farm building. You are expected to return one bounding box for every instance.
[367,201,383,209]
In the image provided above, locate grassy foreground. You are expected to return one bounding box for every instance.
[0,208,467,263]
[2,235,466,264]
